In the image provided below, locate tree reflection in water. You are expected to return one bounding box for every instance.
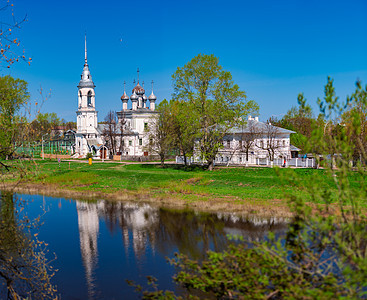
[0,191,56,299]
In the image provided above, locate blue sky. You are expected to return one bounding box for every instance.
[3,0,367,122]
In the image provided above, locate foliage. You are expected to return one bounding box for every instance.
[0,191,57,299]
[270,93,315,150]
[129,77,367,299]
[29,112,61,140]
[172,54,259,170]
[145,100,175,167]
[169,100,197,166]
[342,80,367,164]
[0,75,29,160]
[0,0,31,68]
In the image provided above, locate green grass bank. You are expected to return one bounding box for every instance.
[1,159,364,217]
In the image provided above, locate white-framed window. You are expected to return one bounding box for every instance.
[87,90,92,106]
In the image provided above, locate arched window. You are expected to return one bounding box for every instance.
[79,91,82,108]
[87,90,92,107]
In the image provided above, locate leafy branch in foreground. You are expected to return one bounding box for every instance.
[128,78,367,299]
[0,192,57,299]
[0,0,31,68]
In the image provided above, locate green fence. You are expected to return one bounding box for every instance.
[15,140,74,158]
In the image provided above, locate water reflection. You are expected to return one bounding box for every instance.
[76,201,101,298]
[75,199,288,298]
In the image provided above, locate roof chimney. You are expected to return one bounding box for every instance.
[254,117,259,122]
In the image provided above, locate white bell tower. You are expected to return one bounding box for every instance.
[75,35,101,157]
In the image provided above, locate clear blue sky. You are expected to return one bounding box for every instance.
[3,0,367,122]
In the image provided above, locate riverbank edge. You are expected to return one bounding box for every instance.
[0,181,293,219]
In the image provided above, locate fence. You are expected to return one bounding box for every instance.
[15,140,74,158]
[176,156,316,168]
[42,153,71,159]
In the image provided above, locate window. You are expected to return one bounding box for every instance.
[129,140,132,146]
[283,140,285,146]
[139,138,142,146]
[144,122,148,131]
[227,140,230,148]
[87,90,92,107]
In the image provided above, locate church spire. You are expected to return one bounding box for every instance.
[78,34,95,88]
[85,33,88,65]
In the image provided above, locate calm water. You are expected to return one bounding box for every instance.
[10,193,288,299]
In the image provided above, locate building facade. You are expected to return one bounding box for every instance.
[179,116,295,166]
[75,36,103,157]
[218,116,294,165]
[116,73,159,158]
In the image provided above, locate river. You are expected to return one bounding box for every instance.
[2,192,288,299]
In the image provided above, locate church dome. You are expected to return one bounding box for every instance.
[130,91,138,101]
[121,91,129,101]
[132,82,145,96]
[148,91,157,101]
[78,64,95,88]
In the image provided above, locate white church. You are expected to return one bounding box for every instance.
[74,38,158,158]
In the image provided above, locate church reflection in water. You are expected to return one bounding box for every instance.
[76,200,288,297]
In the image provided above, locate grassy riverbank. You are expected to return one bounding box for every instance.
[1,159,364,216]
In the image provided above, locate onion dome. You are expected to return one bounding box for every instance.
[121,91,129,101]
[148,91,157,101]
[149,80,157,101]
[121,81,129,101]
[130,90,138,101]
[132,82,145,96]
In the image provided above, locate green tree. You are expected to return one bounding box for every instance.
[169,100,197,166]
[271,93,315,151]
[0,75,29,160]
[342,80,367,165]
[130,78,367,299]
[145,100,174,167]
[30,112,62,140]
[172,54,259,170]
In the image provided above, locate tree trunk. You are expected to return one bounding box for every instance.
[160,154,165,168]
[207,159,214,171]
[183,151,187,166]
